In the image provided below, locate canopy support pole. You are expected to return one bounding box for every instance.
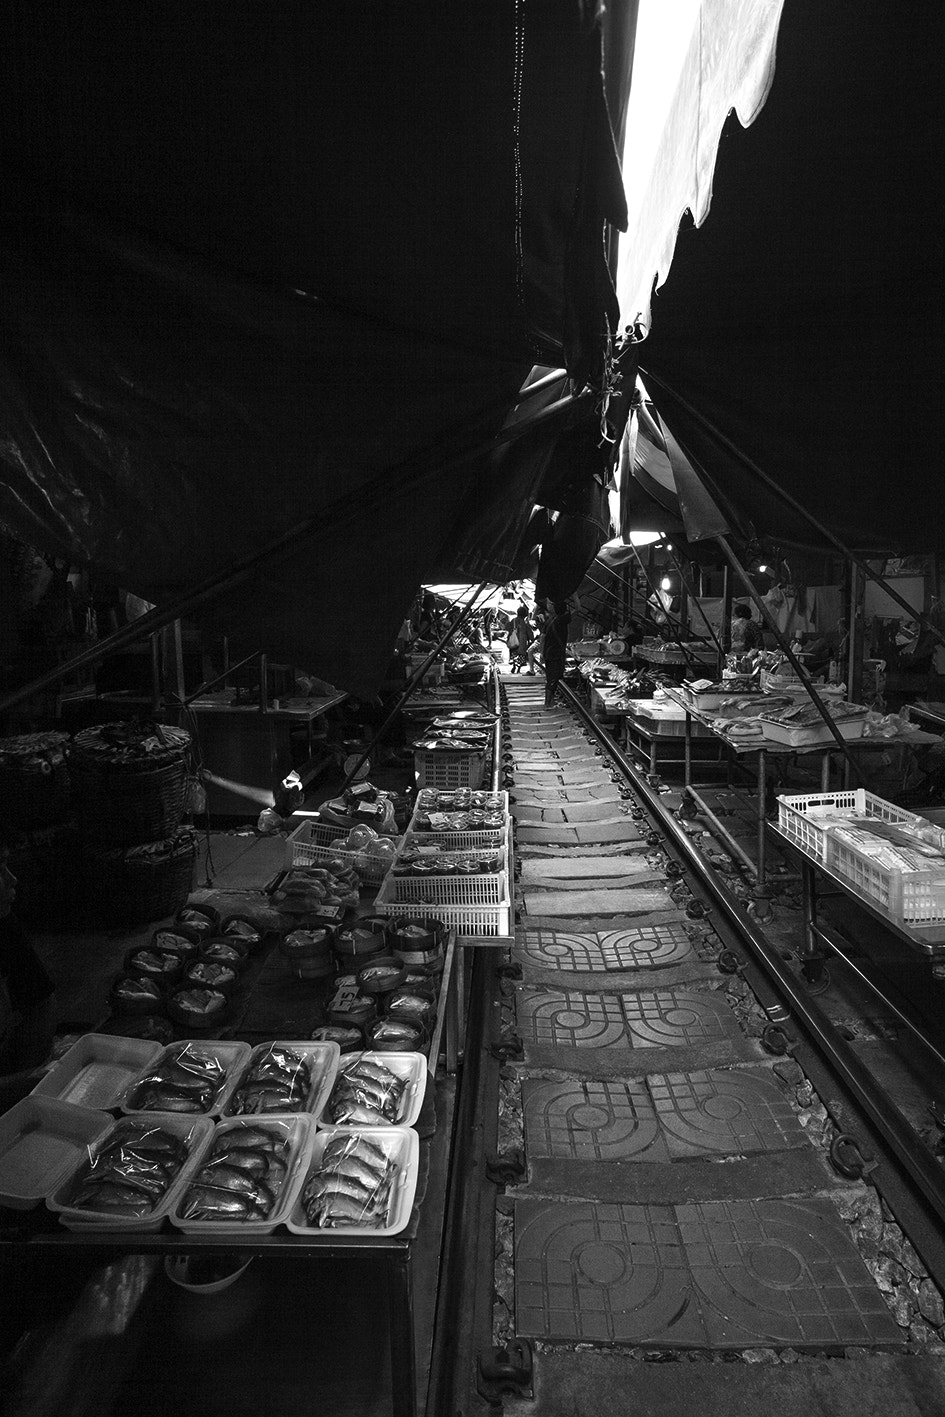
[626,541,704,672]
[715,535,864,783]
[640,368,945,649]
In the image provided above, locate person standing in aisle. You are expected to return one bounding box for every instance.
[508,604,534,673]
[730,603,763,652]
[541,600,571,706]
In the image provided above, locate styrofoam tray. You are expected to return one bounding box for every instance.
[47,1112,214,1231]
[31,1034,163,1111]
[169,1113,316,1235]
[285,1125,419,1237]
[0,1098,111,1210]
[316,1051,427,1130]
[121,1040,251,1118]
[221,1041,340,1118]
[760,716,866,747]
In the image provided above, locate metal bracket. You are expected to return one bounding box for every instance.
[717,948,744,975]
[490,1031,523,1062]
[761,1022,797,1056]
[830,1132,877,1180]
[485,1148,526,1185]
[478,1340,534,1404]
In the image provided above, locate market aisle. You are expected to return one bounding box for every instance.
[492,681,909,1412]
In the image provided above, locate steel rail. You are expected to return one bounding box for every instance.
[559,678,945,1230]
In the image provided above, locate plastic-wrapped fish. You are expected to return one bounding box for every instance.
[305,1190,387,1229]
[322,1133,389,1172]
[328,1099,389,1126]
[181,1185,269,1222]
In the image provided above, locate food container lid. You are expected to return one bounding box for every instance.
[0,1097,112,1209]
[30,1033,164,1111]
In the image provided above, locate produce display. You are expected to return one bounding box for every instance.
[61,1121,190,1217]
[300,1132,395,1228]
[415,789,504,812]
[125,1044,234,1113]
[392,847,503,876]
[228,1046,313,1115]
[178,1125,291,1222]
[411,809,505,832]
[272,863,361,914]
[325,1056,406,1125]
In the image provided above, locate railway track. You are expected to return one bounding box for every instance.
[430,675,945,1416]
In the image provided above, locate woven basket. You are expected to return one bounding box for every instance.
[0,731,72,829]
[83,828,198,926]
[69,722,190,847]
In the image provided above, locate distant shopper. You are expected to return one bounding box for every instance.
[542,601,571,706]
[507,605,534,673]
[730,604,762,652]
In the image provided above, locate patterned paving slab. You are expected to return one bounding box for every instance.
[514,802,631,823]
[517,821,643,845]
[515,926,694,973]
[516,987,740,1050]
[522,886,674,917]
[523,1078,672,1163]
[647,1068,808,1157]
[521,857,658,883]
[514,1198,902,1347]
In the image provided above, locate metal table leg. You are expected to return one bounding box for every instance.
[798,856,826,983]
[388,1248,417,1417]
[684,710,692,787]
[821,750,831,791]
[757,749,767,886]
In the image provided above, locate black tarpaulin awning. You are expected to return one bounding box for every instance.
[0,3,633,697]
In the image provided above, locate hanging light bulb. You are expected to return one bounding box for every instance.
[660,576,672,591]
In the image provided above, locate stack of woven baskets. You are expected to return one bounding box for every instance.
[69,721,197,925]
[0,731,77,925]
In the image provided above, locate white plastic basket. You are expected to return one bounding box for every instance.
[777,788,922,864]
[828,831,945,927]
[283,819,395,885]
[375,871,511,938]
[413,749,487,791]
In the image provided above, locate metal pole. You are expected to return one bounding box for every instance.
[627,542,705,671]
[667,546,725,659]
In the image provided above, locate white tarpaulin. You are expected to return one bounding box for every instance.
[617,0,784,327]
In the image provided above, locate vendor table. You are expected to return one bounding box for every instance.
[661,687,941,887]
[186,691,347,816]
[590,688,727,779]
[0,926,461,1417]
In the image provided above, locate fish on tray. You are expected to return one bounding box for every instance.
[228,1045,313,1115]
[300,1130,395,1229]
[178,1125,292,1222]
[127,1044,229,1113]
[326,1057,406,1125]
[65,1123,189,1216]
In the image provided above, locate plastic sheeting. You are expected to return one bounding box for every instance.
[0,4,632,697]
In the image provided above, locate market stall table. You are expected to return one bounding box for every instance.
[0,926,461,1417]
[590,688,727,778]
[660,687,942,887]
[186,691,348,816]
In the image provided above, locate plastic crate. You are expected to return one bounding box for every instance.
[283,819,395,885]
[397,838,508,876]
[375,871,511,938]
[777,788,921,864]
[413,749,487,791]
[827,833,945,927]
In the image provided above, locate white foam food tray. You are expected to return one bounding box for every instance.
[0,1098,112,1210]
[47,1112,214,1231]
[285,1125,419,1237]
[169,1113,316,1235]
[316,1051,427,1130]
[761,716,866,747]
[221,1041,341,1118]
[31,1034,163,1111]
[121,1040,251,1118]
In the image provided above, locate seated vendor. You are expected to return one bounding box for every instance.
[0,840,56,1113]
